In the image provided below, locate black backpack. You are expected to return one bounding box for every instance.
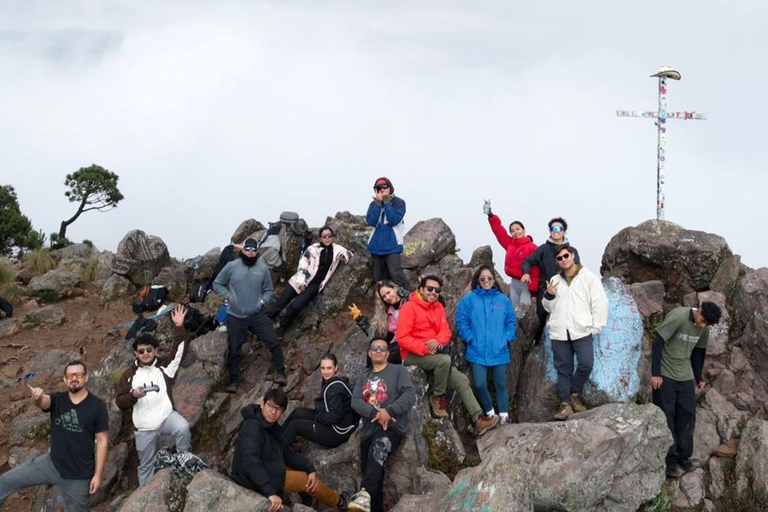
[125,314,158,340]
[189,278,210,304]
[0,296,12,318]
[182,304,214,336]
[132,285,169,314]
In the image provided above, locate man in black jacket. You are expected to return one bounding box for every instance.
[230,388,347,511]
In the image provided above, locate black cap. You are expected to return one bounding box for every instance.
[243,238,259,250]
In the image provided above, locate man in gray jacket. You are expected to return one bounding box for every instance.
[348,337,415,512]
[213,238,286,392]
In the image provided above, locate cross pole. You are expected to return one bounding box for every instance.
[617,67,706,220]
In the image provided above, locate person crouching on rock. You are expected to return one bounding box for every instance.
[230,388,349,511]
[115,304,191,487]
[281,353,358,449]
[349,279,410,365]
[266,226,352,331]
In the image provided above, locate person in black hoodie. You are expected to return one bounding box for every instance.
[282,353,358,449]
[230,388,348,511]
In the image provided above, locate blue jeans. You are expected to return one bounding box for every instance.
[470,363,509,414]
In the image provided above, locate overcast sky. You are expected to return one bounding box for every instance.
[2,1,766,277]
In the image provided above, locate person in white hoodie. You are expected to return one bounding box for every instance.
[542,245,608,421]
[116,304,190,486]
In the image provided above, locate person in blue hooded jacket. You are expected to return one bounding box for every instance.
[456,265,517,424]
[365,177,411,291]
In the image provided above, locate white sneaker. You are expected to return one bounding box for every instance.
[499,414,509,424]
[347,488,371,512]
[216,325,227,332]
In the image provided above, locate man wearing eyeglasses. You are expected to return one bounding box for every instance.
[231,388,349,511]
[348,338,415,512]
[521,217,580,342]
[542,245,608,421]
[396,275,500,435]
[365,177,411,291]
[212,237,286,391]
[116,305,191,486]
[0,360,109,511]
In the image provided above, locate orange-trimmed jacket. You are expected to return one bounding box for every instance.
[396,291,451,361]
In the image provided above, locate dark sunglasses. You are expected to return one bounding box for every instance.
[320,234,333,239]
[243,246,258,252]
[479,276,495,282]
[556,253,571,261]
[370,346,389,353]
[374,185,390,191]
[137,346,155,355]
[550,226,564,233]
[424,286,441,293]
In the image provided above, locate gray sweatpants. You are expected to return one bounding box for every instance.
[0,454,90,511]
[135,411,191,486]
[508,278,532,305]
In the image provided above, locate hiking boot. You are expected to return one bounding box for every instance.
[347,488,371,512]
[666,465,685,479]
[225,381,238,394]
[570,393,587,413]
[430,396,449,418]
[274,373,287,386]
[553,402,574,421]
[679,459,694,472]
[475,414,501,436]
[337,492,349,511]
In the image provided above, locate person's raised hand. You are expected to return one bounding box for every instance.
[349,304,362,321]
[171,304,187,327]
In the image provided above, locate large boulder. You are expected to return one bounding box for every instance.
[182,470,268,512]
[100,274,135,305]
[23,305,66,327]
[173,362,213,429]
[600,220,731,304]
[230,219,264,245]
[113,230,172,286]
[27,268,83,302]
[401,218,457,270]
[154,262,191,302]
[735,418,768,497]
[116,469,180,512]
[50,243,96,267]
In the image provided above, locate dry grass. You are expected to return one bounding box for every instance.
[22,249,55,277]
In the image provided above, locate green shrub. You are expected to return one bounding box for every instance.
[639,480,676,512]
[23,249,55,277]
[0,258,16,287]
[0,283,25,305]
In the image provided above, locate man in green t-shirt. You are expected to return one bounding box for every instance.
[651,302,721,479]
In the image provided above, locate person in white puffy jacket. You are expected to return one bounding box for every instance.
[542,244,608,421]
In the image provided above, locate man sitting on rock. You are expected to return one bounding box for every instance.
[543,244,608,421]
[651,301,721,478]
[0,360,109,512]
[230,388,348,511]
[396,274,500,435]
[212,237,286,391]
[348,337,416,512]
[116,304,191,487]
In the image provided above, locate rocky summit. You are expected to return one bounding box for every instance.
[0,214,766,512]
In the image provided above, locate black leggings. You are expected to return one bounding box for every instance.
[281,408,352,449]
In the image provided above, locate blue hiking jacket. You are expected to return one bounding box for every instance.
[365,196,406,255]
[456,287,517,367]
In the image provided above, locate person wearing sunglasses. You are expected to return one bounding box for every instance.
[542,245,608,421]
[212,237,286,391]
[396,275,500,435]
[365,177,411,291]
[483,200,540,306]
[116,304,191,486]
[349,279,410,365]
[348,338,415,512]
[521,217,581,342]
[0,360,109,511]
[267,226,351,331]
[455,265,517,424]
[231,388,349,511]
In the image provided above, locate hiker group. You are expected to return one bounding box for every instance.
[0,176,723,511]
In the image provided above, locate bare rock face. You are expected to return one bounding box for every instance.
[230,219,264,245]
[600,220,731,304]
[27,268,83,302]
[154,262,191,302]
[23,305,66,326]
[113,230,172,286]
[100,274,135,305]
[173,362,213,430]
[736,418,768,498]
[401,218,457,270]
[50,243,96,267]
[628,280,665,320]
[117,469,178,512]
[182,470,268,512]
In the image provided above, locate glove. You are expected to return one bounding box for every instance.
[348,304,362,321]
[483,199,492,217]
[373,197,383,206]
[436,344,451,355]
[382,194,392,204]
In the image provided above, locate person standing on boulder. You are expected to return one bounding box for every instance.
[348,338,416,512]
[365,177,410,291]
[0,360,109,511]
[115,304,191,486]
[542,245,608,421]
[396,275,500,435]
[651,301,721,478]
[483,200,540,306]
[213,237,286,391]
[521,217,580,341]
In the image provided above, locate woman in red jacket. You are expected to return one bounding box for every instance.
[484,200,540,306]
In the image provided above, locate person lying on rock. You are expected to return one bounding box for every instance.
[456,265,517,424]
[266,226,352,331]
[396,274,500,436]
[542,245,608,421]
[281,353,358,449]
[230,388,349,511]
[115,304,191,487]
[349,279,411,365]
[365,177,411,291]
[651,301,721,479]
[348,338,416,512]
[212,237,286,391]
[0,360,109,512]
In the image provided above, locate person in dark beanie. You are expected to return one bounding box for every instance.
[365,177,410,291]
[213,238,286,392]
[652,301,722,478]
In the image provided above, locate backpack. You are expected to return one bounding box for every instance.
[0,296,12,318]
[189,278,210,304]
[259,211,304,274]
[132,285,169,314]
[125,314,158,340]
[182,304,214,336]
[154,447,209,479]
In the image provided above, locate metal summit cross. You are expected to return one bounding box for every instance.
[617,66,707,220]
